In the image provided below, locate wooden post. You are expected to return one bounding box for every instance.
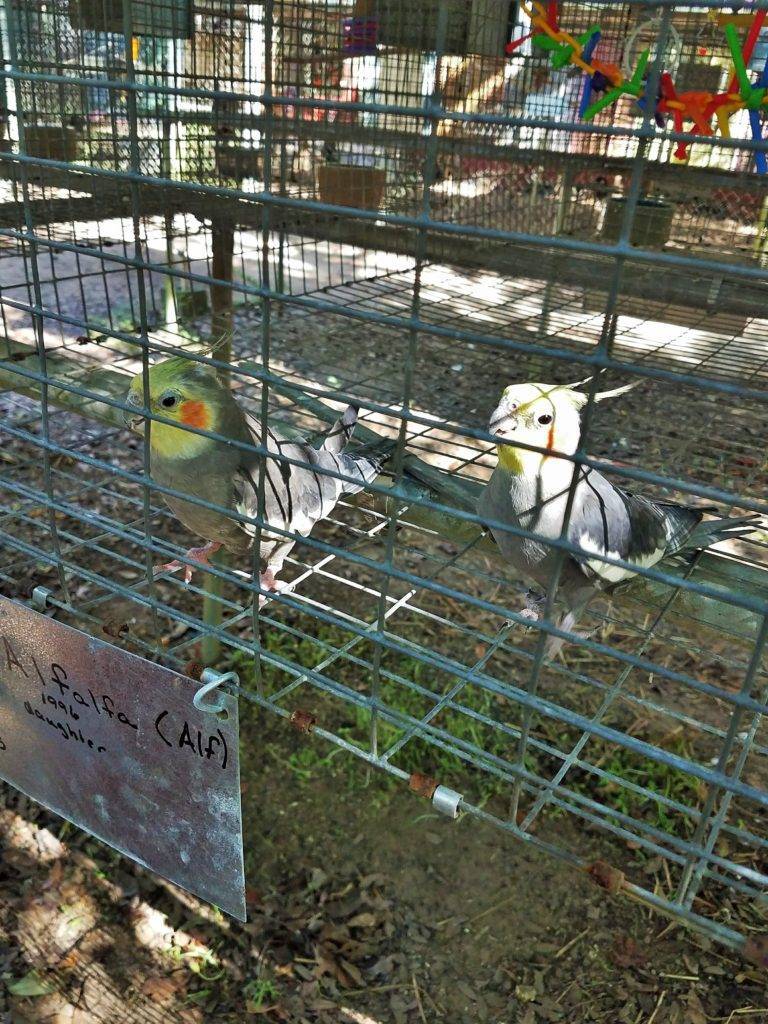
[202,218,235,666]
[161,118,179,331]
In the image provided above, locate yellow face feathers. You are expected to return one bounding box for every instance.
[125,358,222,459]
[497,445,527,474]
[490,378,639,475]
[489,383,583,474]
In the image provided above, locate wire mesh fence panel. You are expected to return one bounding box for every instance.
[1,0,767,958]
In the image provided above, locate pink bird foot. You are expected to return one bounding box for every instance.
[506,589,546,628]
[153,541,222,584]
[257,566,285,608]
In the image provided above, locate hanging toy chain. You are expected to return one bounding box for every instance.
[507,0,768,172]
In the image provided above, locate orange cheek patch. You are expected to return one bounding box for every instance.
[179,400,211,430]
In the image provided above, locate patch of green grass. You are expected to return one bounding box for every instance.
[242,978,278,1010]
[592,735,702,838]
[230,621,706,837]
[230,621,519,805]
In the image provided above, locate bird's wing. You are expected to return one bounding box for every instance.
[567,469,685,585]
[233,412,364,540]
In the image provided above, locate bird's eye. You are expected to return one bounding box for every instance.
[537,413,553,425]
[161,393,178,409]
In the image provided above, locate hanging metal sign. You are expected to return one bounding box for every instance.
[0,597,245,921]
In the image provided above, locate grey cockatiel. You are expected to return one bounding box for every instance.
[124,357,384,598]
[479,379,759,656]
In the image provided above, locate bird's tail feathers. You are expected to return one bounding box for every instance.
[321,404,360,456]
[682,512,761,553]
[336,449,386,494]
[341,434,399,493]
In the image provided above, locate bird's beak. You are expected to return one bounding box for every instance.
[488,403,517,441]
[123,393,145,433]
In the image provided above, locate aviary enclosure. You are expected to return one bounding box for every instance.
[1,0,767,959]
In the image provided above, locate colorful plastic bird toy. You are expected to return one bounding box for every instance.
[534,25,601,72]
[506,0,558,54]
[582,49,650,122]
[505,0,767,172]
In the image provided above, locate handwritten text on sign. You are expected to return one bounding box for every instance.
[0,597,245,920]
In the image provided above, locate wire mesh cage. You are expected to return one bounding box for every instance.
[1,0,768,959]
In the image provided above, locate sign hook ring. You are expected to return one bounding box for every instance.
[193,669,239,714]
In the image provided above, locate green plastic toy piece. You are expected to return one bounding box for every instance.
[532,26,601,72]
[724,23,766,110]
[583,48,650,121]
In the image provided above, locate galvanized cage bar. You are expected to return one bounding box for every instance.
[1,0,767,957]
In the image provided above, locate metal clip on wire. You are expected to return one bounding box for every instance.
[193,668,239,714]
[31,586,52,612]
[432,785,463,819]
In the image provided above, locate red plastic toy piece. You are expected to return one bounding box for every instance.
[657,72,714,158]
[506,0,558,54]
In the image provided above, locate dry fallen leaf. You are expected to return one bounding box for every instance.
[42,859,65,891]
[347,912,377,930]
[609,935,648,969]
[141,975,183,1004]
[686,990,707,1024]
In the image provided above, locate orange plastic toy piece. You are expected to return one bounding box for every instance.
[657,73,715,158]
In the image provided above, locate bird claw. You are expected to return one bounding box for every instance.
[507,590,546,629]
[152,558,191,583]
[257,567,285,608]
[152,542,222,584]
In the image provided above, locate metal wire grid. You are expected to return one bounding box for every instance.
[1,0,768,954]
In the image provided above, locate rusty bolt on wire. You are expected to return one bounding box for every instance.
[290,709,316,734]
[587,860,625,894]
[184,661,204,682]
[409,772,438,800]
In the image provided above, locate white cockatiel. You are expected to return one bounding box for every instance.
[479,379,758,656]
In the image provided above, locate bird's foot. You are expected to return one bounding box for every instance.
[257,566,286,608]
[153,541,222,584]
[507,590,547,629]
[544,634,565,660]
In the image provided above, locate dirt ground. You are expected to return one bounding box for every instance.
[2,711,768,1024]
